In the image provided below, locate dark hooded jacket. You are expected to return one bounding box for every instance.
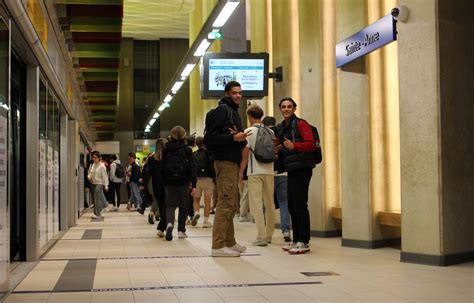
[204,97,245,164]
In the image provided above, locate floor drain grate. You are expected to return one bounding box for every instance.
[301,272,339,277]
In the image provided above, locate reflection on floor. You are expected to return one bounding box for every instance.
[5,207,474,302]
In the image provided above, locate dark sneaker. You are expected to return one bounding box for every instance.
[191,214,200,226]
[165,223,173,241]
[137,208,145,215]
[148,214,155,224]
[283,232,292,242]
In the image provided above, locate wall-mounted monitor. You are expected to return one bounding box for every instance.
[201,52,269,98]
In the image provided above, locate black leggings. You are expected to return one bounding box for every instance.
[287,168,313,244]
[165,185,189,233]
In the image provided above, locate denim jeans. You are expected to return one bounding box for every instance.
[275,175,291,233]
[129,182,143,208]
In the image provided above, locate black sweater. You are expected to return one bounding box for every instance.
[142,156,165,197]
[205,97,245,164]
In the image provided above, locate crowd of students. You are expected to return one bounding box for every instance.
[87,80,320,256]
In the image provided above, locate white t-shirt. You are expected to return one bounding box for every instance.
[245,124,275,176]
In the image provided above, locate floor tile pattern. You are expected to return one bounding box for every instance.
[4,207,473,302]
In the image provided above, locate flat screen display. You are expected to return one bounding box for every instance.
[202,53,269,98]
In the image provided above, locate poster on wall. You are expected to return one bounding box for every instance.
[53,150,59,236]
[39,140,47,252]
[47,146,53,241]
[0,116,8,284]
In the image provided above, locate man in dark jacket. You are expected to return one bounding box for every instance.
[205,81,251,257]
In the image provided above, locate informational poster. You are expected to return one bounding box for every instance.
[39,140,47,251]
[53,150,59,237]
[208,58,265,91]
[0,116,8,284]
[47,146,53,241]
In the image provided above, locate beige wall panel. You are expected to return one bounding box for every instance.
[271,0,292,121]
[298,0,328,232]
[117,38,134,132]
[339,72,370,240]
[398,0,441,255]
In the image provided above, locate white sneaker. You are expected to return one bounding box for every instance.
[282,242,296,251]
[91,214,98,219]
[228,243,246,253]
[202,221,213,228]
[239,216,250,222]
[178,231,188,238]
[102,207,109,212]
[288,242,310,255]
[156,230,165,238]
[252,239,268,246]
[212,247,240,257]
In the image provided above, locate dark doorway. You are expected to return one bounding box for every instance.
[9,50,26,261]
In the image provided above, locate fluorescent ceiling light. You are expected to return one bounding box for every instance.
[171,81,184,93]
[164,95,172,103]
[144,128,150,133]
[181,63,196,78]
[212,1,239,27]
[193,39,211,57]
[149,118,157,125]
[158,103,169,112]
[153,112,159,119]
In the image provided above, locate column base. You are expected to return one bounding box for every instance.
[400,251,474,266]
[341,237,401,249]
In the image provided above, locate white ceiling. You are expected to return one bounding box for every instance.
[122,0,195,40]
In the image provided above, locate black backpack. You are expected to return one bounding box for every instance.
[163,146,189,182]
[294,118,323,165]
[203,103,233,149]
[114,163,125,178]
[194,149,210,177]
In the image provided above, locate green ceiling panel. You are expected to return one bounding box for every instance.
[87,92,117,97]
[75,51,120,58]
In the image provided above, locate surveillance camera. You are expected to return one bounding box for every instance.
[391,5,409,22]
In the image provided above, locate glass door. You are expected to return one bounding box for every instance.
[9,50,26,261]
[0,14,10,295]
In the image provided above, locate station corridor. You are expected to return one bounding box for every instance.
[5,209,473,303]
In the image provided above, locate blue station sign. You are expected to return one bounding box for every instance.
[336,14,397,68]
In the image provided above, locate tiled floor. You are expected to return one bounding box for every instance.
[4,208,473,302]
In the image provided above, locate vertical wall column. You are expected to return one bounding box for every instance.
[59,113,68,230]
[249,0,273,116]
[319,0,342,235]
[399,0,474,265]
[67,120,78,227]
[189,0,219,136]
[26,66,39,261]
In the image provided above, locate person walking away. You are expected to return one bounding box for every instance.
[141,138,168,236]
[161,126,196,241]
[204,81,251,257]
[275,98,316,254]
[263,116,292,242]
[191,136,215,228]
[109,154,123,211]
[127,153,143,211]
[88,151,109,219]
[240,104,276,246]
